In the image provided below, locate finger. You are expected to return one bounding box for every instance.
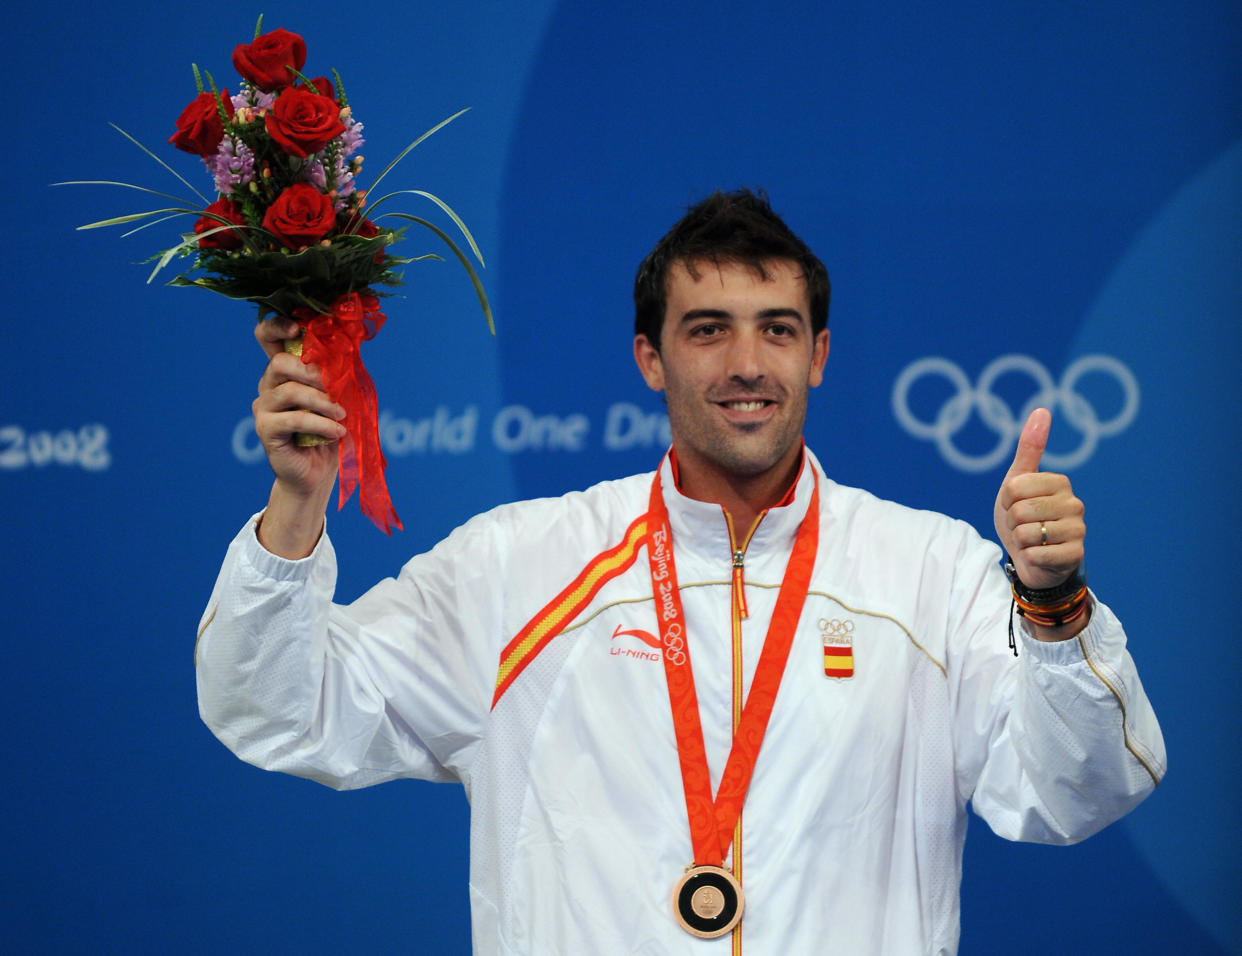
[256,408,348,446]
[1005,407,1051,478]
[997,471,1072,510]
[255,316,303,359]
[254,385,347,445]
[254,381,345,421]
[258,352,326,394]
[1013,517,1085,550]
[1007,492,1082,527]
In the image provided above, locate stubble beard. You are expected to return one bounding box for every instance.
[666,387,807,485]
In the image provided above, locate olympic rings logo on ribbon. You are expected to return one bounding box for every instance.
[891,354,1140,472]
[663,621,687,666]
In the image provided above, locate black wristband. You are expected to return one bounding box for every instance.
[1003,557,1087,607]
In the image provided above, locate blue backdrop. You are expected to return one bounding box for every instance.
[4,1,1240,952]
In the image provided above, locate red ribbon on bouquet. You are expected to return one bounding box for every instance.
[293,291,403,534]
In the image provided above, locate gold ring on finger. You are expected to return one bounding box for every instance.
[1040,522,1048,546]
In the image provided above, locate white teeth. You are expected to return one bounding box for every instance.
[725,401,766,411]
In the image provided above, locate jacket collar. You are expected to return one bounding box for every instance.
[657,446,818,564]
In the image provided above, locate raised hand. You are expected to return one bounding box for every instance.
[993,408,1085,592]
[252,317,346,557]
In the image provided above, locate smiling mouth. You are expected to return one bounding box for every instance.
[719,400,773,411]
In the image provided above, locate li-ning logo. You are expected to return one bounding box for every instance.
[611,624,669,664]
[820,618,855,680]
[891,354,1140,472]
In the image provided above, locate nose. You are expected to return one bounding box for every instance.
[726,327,764,383]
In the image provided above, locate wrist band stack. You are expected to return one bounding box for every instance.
[1004,559,1089,654]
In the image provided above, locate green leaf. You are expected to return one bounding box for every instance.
[160,229,408,315]
[386,213,494,335]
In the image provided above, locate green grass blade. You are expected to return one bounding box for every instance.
[386,213,494,335]
[366,189,485,266]
[147,235,199,284]
[365,108,470,199]
[121,214,190,239]
[52,180,202,207]
[108,123,210,205]
[77,207,196,230]
[409,190,484,266]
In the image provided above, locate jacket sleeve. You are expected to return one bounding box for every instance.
[943,526,1166,845]
[195,513,506,793]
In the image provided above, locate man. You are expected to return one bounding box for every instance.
[197,189,1164,954]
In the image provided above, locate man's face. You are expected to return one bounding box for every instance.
[633,258,829,501]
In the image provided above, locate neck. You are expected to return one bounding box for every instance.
[672,447,804,534]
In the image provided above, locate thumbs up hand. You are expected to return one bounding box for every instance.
[993,408,1086,593]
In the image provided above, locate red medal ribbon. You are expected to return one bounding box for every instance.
[293,292,402,535]
[646,465,819,867]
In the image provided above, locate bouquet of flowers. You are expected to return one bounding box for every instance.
[62,19,493,534]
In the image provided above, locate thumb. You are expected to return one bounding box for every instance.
[1007,407,1051,477]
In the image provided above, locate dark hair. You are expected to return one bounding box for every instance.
[633,188,830,351]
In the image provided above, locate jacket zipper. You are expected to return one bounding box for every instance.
[723,508,764,956]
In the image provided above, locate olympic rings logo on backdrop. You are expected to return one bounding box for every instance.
[891,354,1140,472]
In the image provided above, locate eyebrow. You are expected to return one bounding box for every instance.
[679,307,807,324]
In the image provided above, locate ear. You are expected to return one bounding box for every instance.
[807,329,830,388]
[634,334,665,391]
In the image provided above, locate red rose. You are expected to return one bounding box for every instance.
[310,76,335,101]
[169,90,234,156]
[264,87,346,158]
[348,217,386,262]
[263,183,337,249]
[232,28,306,92]
[194,198,248,250]
[349,218,379,239]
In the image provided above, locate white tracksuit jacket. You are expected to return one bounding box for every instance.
[196,450,1164,955]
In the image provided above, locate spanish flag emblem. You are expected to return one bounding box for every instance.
[823,644,854,679]
[820,617,856,680]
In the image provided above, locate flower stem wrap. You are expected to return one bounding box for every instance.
[293,292,402,535]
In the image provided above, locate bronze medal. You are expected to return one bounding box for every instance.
[672,864,744,939]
